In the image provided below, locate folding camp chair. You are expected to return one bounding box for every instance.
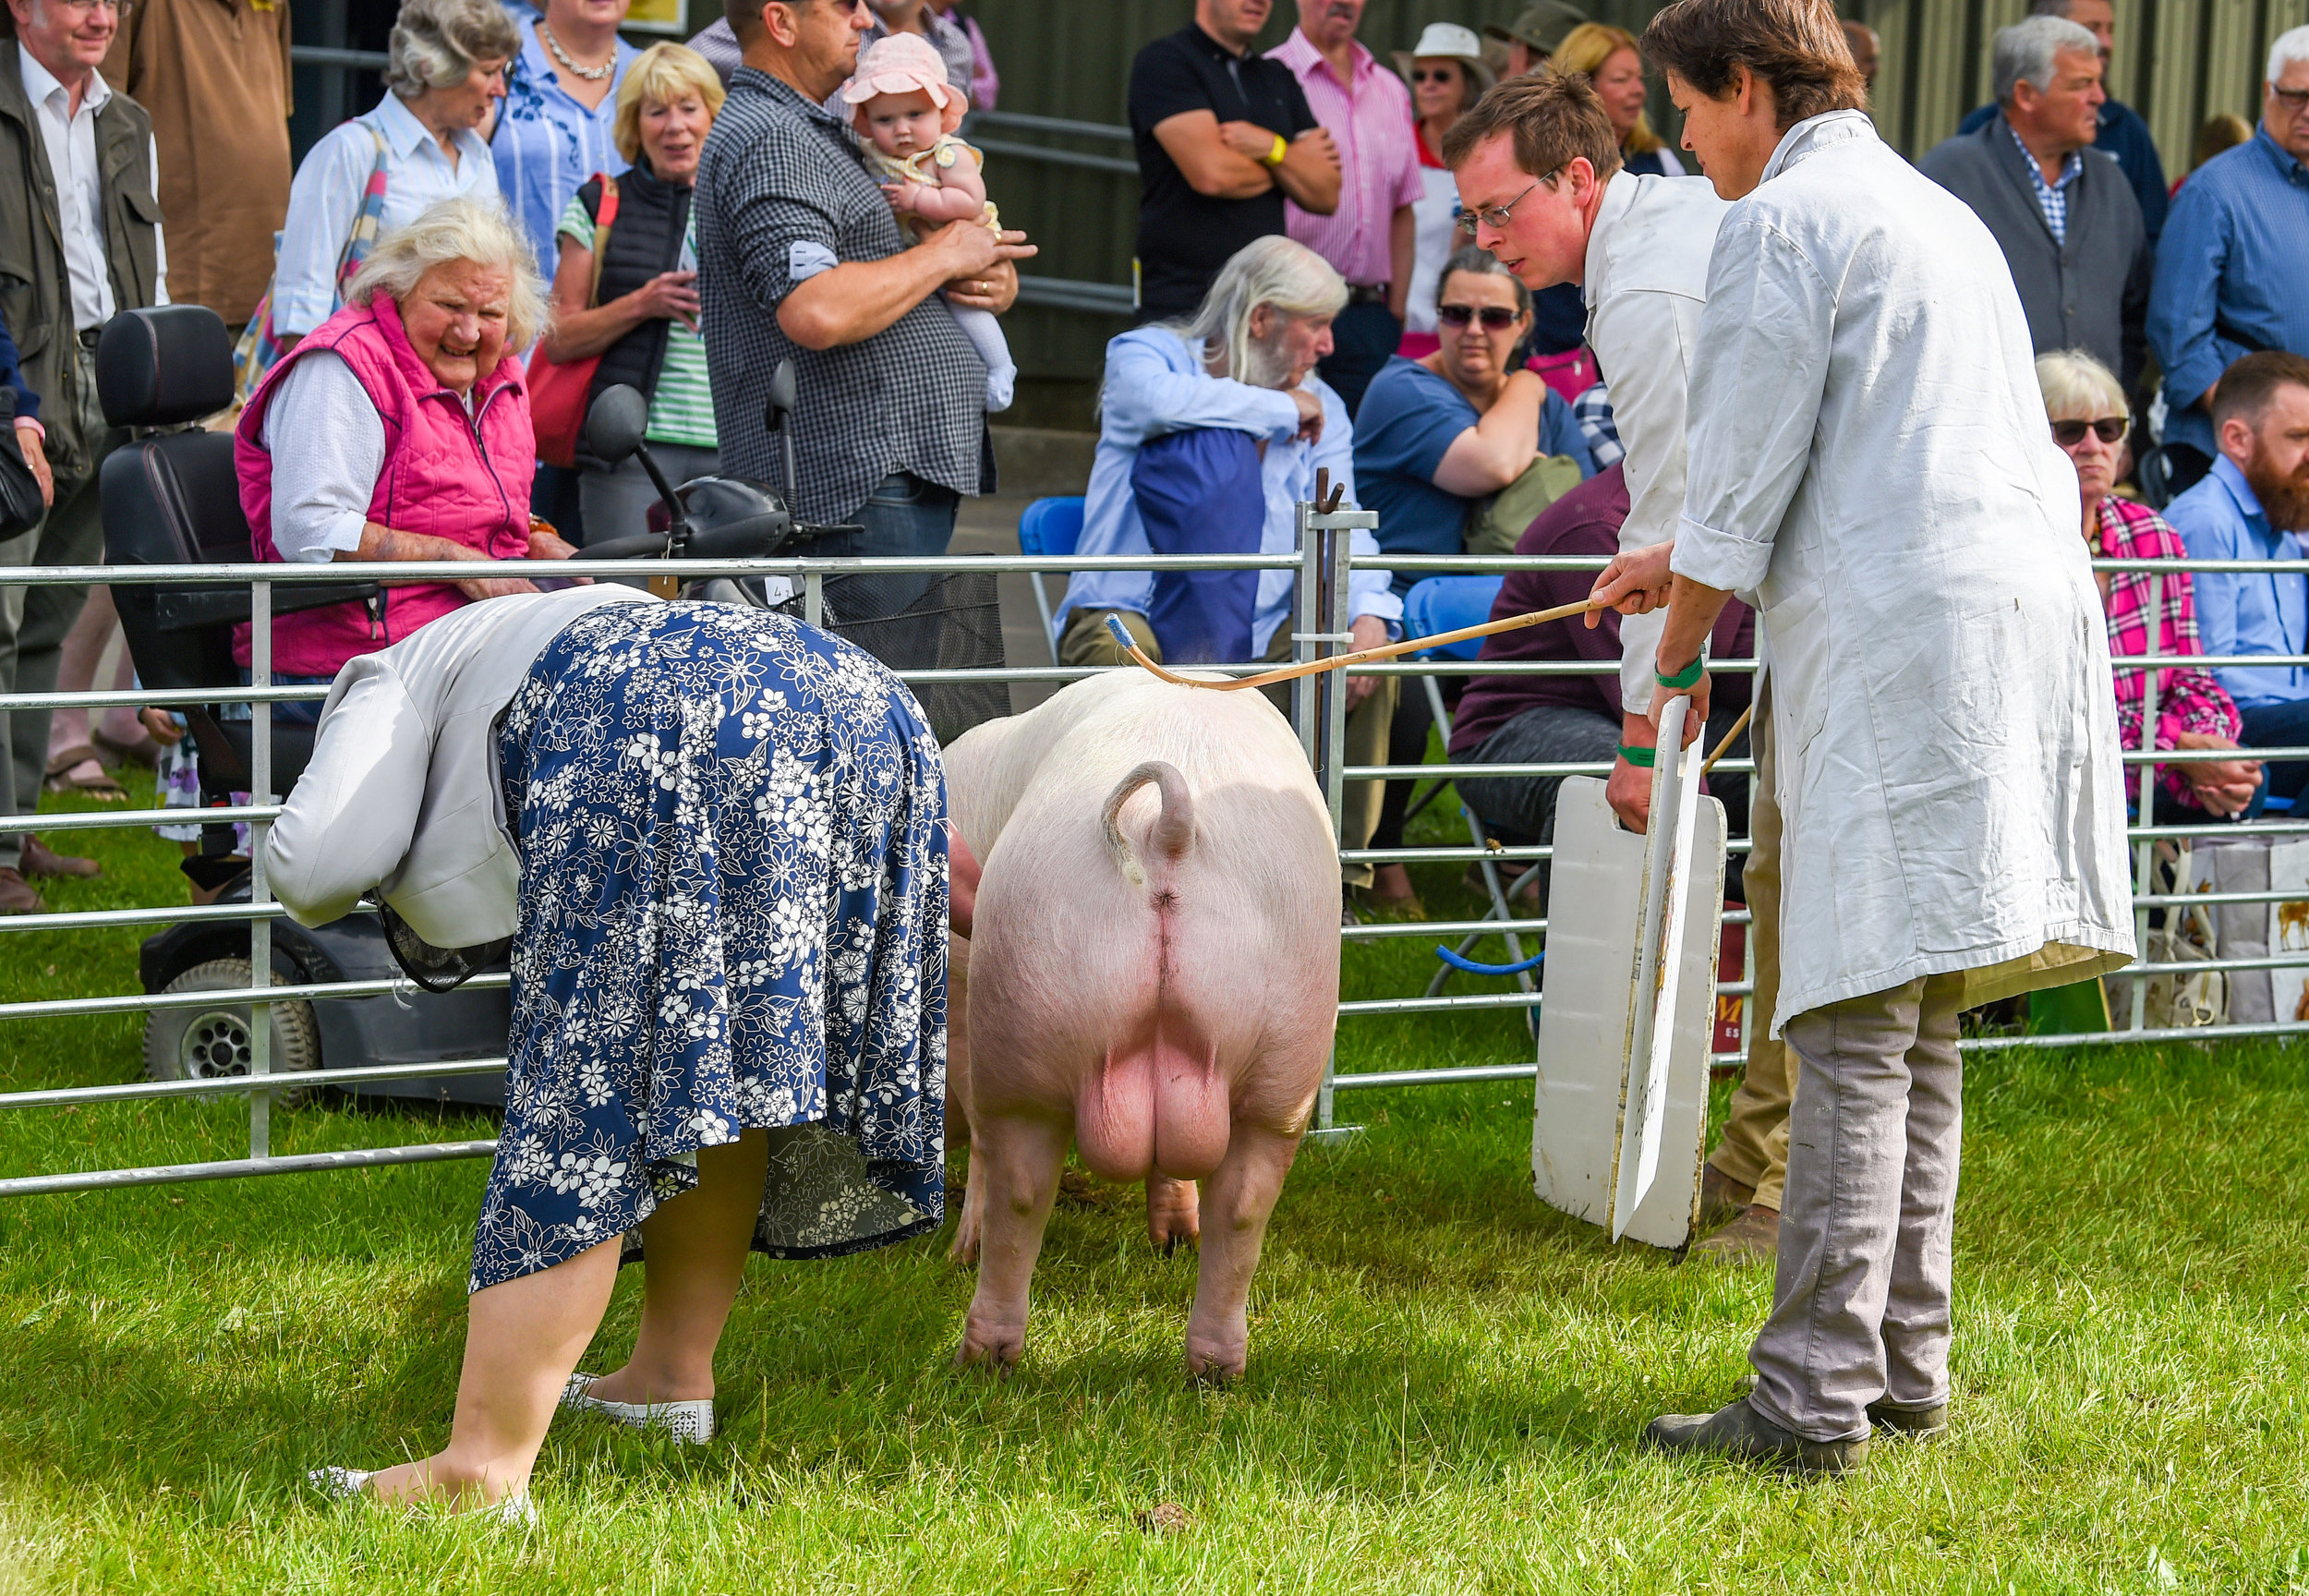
[1016,496,1084,664]
[1398,575,1540,1002]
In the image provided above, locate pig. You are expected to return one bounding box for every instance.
[940,668,1341,1380]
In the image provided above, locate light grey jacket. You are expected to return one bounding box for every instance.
[267,585,659,946]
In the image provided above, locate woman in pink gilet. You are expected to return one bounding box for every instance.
[236,195,581,716]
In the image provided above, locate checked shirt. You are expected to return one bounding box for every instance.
[695,68,986,525]
[2097,494,2242,809]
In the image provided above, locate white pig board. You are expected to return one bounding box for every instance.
[1530,776,1725,1250]
[2267,840,2309,1023]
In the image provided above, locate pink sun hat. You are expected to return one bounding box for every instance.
[840,31,960,112]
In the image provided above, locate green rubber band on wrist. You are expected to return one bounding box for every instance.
[1655,656,1704,690]
[1616,744,1656,768]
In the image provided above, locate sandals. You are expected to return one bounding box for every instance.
[42,745,126,802]
[92,727,163,769]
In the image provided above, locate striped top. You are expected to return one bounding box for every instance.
[556,195,718,450]
[1264,30,1422,286]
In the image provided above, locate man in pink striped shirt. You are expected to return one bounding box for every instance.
[1267,0,1423,417]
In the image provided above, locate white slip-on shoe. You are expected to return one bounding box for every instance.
[308,1465,536,1525]
[560,1372,715,1445]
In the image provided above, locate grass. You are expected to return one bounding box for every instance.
[4,772,2308,1592]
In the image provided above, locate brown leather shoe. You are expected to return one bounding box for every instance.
[1692,1203,1780,1264]
[1698,1164,1755,1227]
[21,838,100,879]
[0,867,44,914]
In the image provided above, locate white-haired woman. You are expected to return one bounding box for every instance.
[2037,349,2261,816]
[1055,235,1403,901]
[233,197,579,714]
[271,0,517,349]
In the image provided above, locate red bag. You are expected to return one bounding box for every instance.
[1527,344,1598,404]
[528,174,621,469]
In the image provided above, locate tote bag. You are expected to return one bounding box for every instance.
[527,175,620,469]
[234,120,391,405]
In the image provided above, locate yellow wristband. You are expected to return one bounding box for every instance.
[1263,133,1288,167]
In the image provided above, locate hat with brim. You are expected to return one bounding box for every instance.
[1392,23,1497,95]
[839,30,958,111]
[1483,0,1589,54]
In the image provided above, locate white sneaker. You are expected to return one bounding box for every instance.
[308,1466,536,1525]
[560,1372,715,1445]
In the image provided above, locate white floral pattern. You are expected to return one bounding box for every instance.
[467,602,949,1293]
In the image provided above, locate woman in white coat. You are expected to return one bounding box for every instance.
[1605,0,2134,1475]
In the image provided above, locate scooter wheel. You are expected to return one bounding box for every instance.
[142,958,322,1109]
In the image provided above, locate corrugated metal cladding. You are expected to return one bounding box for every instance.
[971,0,2307,405]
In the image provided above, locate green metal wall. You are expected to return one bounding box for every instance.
[964,0,2307,412]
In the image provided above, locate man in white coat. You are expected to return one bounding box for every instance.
[1623,0,2134,1475]
[1445,71,1794,1263]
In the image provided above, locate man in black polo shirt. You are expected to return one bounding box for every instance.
[1129,0,1341,322]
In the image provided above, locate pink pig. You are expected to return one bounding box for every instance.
[942,670,1341,1380]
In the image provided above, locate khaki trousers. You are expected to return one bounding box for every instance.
[1749,970,1966,1443]
[1057,607,1396,889]
[1706,685,1795,1211]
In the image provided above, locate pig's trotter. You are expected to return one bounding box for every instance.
[955,1112,1068,1373]
[1145,1174,1202,1255]
[1182,1125,1301,1381]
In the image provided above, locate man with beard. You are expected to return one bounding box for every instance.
[2165,352,2309,802]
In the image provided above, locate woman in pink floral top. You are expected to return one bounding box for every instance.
[2037,351,2262,816]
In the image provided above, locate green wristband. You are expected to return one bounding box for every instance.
[1655,656,1704,691]
[1616,744,1656,768]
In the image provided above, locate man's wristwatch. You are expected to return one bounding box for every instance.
[1261,133,1288,167]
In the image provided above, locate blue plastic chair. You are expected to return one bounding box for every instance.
[1016,496,1085,663]
[1399,576,1537,1005]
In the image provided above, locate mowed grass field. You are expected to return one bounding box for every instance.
[3,771,2307,1593]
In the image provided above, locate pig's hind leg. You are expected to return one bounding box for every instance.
[1183,1124,1302,1383]
[955,1110,1070,1372]
[1145,1174,1201,1255]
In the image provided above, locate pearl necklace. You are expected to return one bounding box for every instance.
[540,20,614,81]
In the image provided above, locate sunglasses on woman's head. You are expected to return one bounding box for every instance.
[2051,417,2128,446]
[1437,303,1521,331]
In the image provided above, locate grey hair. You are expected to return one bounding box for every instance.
[383,0,520,99]
[1436,244,1532,316]
[1171,236,1348,386]
[1994,15,2101,106]
[2272,24,2309,83]
[2036,348,2127,418]
[345,197,550,352]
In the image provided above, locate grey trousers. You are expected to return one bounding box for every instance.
[1748,970,1965,1443]
[0,341,115,868]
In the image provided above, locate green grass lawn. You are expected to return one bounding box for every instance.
[4,773,2307,1592]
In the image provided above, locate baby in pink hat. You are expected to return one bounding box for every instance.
[841,32,1014,410]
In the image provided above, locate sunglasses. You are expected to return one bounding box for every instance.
[2051,417,2129,446]
[1409,67,1463,84]
[1437,303,1522,331]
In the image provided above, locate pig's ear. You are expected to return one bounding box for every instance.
[946,821,981,938]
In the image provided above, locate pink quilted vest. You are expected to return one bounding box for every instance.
[234,294,535,678]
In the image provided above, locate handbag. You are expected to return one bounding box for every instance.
[0,399,41,538]
[527,175,621,469]
[234,119,391,405]
[1461,452,1585,557]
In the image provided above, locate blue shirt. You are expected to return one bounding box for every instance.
[1352,357,1593,596]
[1958,93,2167,242]
[2166,453,2309,707]
[1058,326,1402,653]
[2147,130,2309,456]
[491,14,638,279]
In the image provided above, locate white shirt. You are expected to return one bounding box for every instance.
[1578,168,1727,714]
[1673,111,2134,1023]
[18,45,166,330]
[1402,163,1460,335]
[272,92,498,336]
[260,351,388,562]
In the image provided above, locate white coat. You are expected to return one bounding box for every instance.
[1672,111,2135,1028]
[266,585,658,947]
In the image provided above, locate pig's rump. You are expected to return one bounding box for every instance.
[959,687,1339,1184]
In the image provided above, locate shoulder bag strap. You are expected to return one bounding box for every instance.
[586,174,620,308]
[332,120,393,293]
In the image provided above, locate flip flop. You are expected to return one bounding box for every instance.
[43,757,126,802]
[43,744,100,780]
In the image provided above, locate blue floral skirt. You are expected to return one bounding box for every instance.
[468,601,949,1293]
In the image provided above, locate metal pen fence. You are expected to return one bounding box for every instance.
[4,534,2306,1193]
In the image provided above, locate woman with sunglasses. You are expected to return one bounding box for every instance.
[2038,349,2260,817]
[1393,24,1494,347]
[1352,246,1592,904]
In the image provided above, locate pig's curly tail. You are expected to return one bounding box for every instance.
[1100,761,1196,889]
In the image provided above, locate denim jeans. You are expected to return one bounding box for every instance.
[2239,698,2309,801]
[797,470,960,627]
[1315,299,1403,422]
